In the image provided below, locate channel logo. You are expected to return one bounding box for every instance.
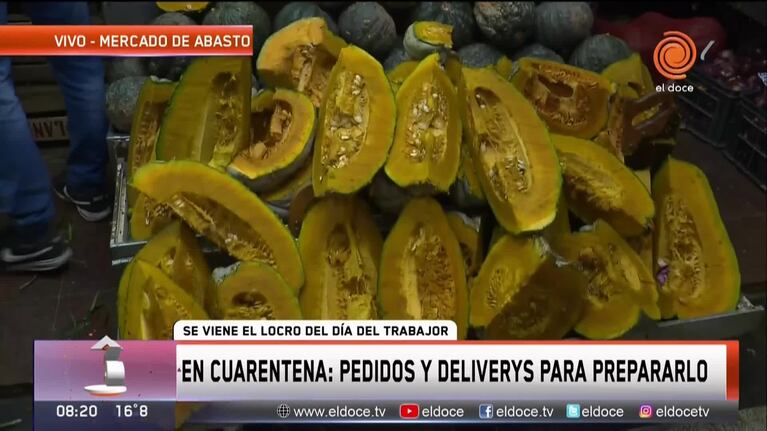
[653,30,697,80]
[399,403,419,419]
[639,404,654,419]
[566,404,581,419]
[479,404,494,419]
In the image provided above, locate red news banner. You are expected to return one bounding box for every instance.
[0,25,253,56]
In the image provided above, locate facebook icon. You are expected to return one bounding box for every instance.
[479,404,494,419]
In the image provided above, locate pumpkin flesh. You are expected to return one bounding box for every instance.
[299,196,382,320]
[131,160,304,292]
[127,78,176,208]
[512,58,612,139]
[215,262,302,319]
[378,198,468,338]
[228,88,315,192]
[552,134,654,237]
[156,57,252,169]
[257,18,346,107]
[462,67,561,233]
[313,45,395,196]
[386,54,461,192]
[120,260,208,340]
[652,158,740,319]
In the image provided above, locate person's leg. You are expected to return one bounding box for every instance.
[26,2,111,221]
[0,2,71,271]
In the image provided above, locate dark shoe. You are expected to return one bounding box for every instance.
[53,175,112,222]
[0,224,72,272]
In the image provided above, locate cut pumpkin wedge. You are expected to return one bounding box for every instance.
[155,57,251,169]
[120,260,208,340]
[385,53,461,192]
[131,160,304,292]
[214,262,302,320]
[461,66,561,233]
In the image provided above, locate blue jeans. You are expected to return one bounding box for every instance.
[0,2,108,228]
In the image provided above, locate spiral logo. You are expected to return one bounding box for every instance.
[653,31,697,80]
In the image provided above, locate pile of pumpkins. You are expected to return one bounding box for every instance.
[117,2,741,346]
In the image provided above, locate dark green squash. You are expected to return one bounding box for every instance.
[569,34,633,72]
[383,44,411,71]
[107,58,146,83]
[411,2,475,49]
[106,76,147,132]
[147,12,196,81]
[511,43,563,63]
[338,2,397,59]
[457,42,502,67]
[473,2,535,50]
[203,2,272,55]
[534,2,593,55]
[274,2,338,34]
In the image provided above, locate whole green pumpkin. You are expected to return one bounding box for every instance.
[534,2,593,55]
[203,2,271,54]
[338,2,398,59]
[474,2,535,50]
[568,33,633,72]
[383,36,411,71]
[107,57,146,83]
[106,76,147,132]
[147,12,196,81]
[457,43,503,67]
[512,43,564,63]
[274,2,338,34]
[411,2,475,49]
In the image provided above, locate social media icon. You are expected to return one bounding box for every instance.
[400,403,419,419]
[639,404,653,419]
[566,404,581,419]
[479,404,494,419]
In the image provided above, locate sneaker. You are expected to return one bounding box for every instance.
[0,225,72,272]
[53,175,112,222]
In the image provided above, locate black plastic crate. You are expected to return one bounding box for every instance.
[725,96,767,191]
[676,68,740,149]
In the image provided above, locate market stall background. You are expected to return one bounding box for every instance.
[0,1,765,430]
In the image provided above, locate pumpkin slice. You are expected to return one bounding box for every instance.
[128,221,211,312]
[512,58,613,139]
[601,53,655,96]
[387,60,418,94]
[378,197,468,338]
[554,220,659,339]
[120,260,208,340]
[257,17,347,107]
[156,2,209,12]
[127,78,176,208]
[446,212,483,277]
[299,196,382,319]
[385,53,461,192]
[652,157,740,319]
[312,45,396,196]
[130,194,175,241]
[228,88,315,193]
[552,134,655,237]
[449,136,486,208]
[214,262,302,319]
[155,57,252,169]
[404,21,453,60]
[461,66,561,233]
[471,234,585,339]
[131,160,304,292]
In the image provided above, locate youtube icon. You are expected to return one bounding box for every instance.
[399,403,419,419]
